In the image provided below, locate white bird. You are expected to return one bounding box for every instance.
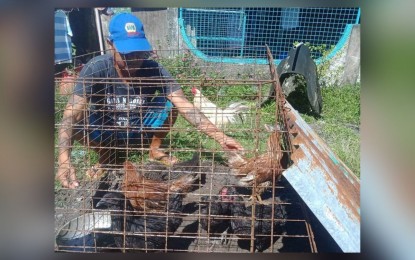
[191,87,249,128]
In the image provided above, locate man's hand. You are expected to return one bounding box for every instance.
[218,135,244,151]
[56,94,86,189]
[56,163,79,189]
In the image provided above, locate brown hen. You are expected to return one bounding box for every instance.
[227,124,284,202]
[121,161,199,212]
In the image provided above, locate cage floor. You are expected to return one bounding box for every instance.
[55,160,338,253]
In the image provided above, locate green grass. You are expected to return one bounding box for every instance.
[320,85,360,126]
[162,83,360,178]
[301,84,361,177]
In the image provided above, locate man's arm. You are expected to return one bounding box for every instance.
[168,89,243,151]
[57,94,87,188]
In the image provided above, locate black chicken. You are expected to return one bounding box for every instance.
[95,191,183,252]
[199,186,233,242]
[223,186,287,252]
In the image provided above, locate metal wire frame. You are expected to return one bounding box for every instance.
[55,174,318,253]
[54,49,323,253]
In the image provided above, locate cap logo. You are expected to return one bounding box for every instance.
[125,23,138,36]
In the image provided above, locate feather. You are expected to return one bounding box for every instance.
[95,192,183,252]
[222,187,287,252]
[191,87,249,127]
[121,160,199,212]
[226,124,285,200]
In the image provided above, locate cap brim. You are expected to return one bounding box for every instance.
[113,38,152,54]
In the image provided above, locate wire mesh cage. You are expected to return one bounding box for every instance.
[54,46,339,253]
[179,7,360,64]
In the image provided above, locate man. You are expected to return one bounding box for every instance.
[57,13,243,189]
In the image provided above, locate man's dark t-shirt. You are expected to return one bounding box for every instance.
[73,54,180,145]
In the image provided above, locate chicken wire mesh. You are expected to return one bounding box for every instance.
[54,46,339,253]
[179,7,360,64]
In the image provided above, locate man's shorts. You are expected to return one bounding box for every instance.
[84,96,173,147]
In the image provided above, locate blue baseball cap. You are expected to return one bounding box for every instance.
[108,13,152,54]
